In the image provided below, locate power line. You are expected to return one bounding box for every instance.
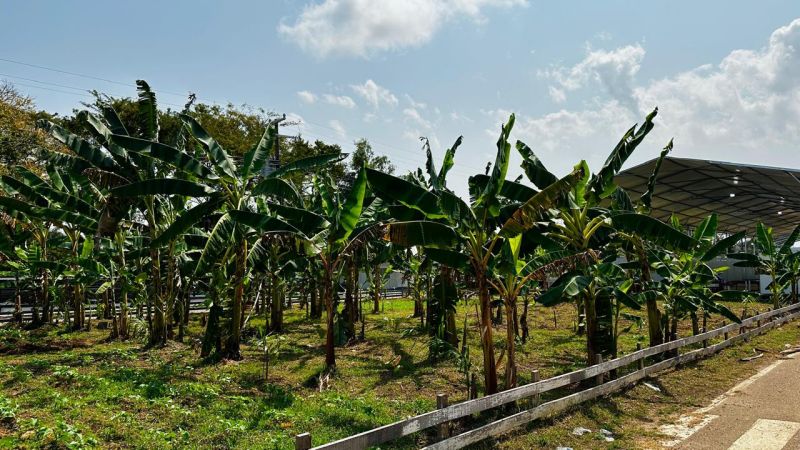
[0,74,187,110]
[0,57,489,176]
[0,57,191,100]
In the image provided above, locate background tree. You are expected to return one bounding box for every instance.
[0,82,60,172]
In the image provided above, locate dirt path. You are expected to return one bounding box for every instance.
[662,351,800,449]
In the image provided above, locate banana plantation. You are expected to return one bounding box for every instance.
[1,82,798,449]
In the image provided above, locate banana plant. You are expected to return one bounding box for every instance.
[106,101,342,357]
[488,235,550,388]
[233,166,376,370]
[0,164,106,329]
[649,214,746,342]
[520,108,704,364]
[367,116,582,394]
[37,81,194,344]
[729,223,800,309]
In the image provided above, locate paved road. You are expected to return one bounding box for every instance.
[670,352,800,449]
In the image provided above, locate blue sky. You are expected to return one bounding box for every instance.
[3,1,800,196]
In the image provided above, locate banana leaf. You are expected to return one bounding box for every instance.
[111,178,215,197]
[385,221,459,249]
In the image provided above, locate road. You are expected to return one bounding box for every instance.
[664,351,800,449]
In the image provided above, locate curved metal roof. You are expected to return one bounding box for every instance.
[616,157,800,236]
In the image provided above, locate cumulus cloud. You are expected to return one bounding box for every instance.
[403,107,432,129]
[297,90,317,104]
[540,44,645,109]
[510,18,800,173]
[323,94,356,108]
[633,19,800,158]
[278,0,527,58]
[351,79,398,109]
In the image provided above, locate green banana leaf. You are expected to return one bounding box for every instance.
[111,178,215,197]
[517,141,558,189]
[152,197,225,247]
[366,168,445,219]
[110,135,215,179]
[611,213,697,251]
[334,166,367,244]
[251,178,301,205]
[385,221,459,249]
[499,166,584,237]
[266,152,345,179]
[700,231,746,261]
[180,113,238,180]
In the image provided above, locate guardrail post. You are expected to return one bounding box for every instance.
[636,343,644,370]
[595,354,604,386]
[531,369,540,406]
[295,433,311,450]
[436,393,450,439]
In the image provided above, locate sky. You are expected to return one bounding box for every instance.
[2,1,800,198]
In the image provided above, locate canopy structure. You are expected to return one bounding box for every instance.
[616,157,800,237]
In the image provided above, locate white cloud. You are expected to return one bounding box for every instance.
[323,94,356,108]
[351,79,398,109]
[633,18,800,158]
[405,94,427,110]
[297,90,317,104]
[403,107,432,129]
[278,0,527,58]
[510,18,800,174]
[329,119,347,139]
[548,86,566,103]
[450,111,474,123]
[540,44,645,109]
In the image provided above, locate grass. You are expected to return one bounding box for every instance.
[0,298,796,449]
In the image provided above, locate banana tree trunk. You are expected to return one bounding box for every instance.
[118,289,129,340]
[635,247,663,347]
[310,280,321,319]
[323,265,336,370]
[503,298,517,389]
[583,292,598,367]
[342,259,356,341]
[520,295,530,344]
[149,247,166,346]
[72,283,84,331]
[224,240,247,360]
[477,274,498,395]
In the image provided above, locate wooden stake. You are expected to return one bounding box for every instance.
[595,354,604,386]
[436,394,450,439]
[637,343,644,370]
[295,433,311,450]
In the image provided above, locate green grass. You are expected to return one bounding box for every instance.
[0,299,795,449]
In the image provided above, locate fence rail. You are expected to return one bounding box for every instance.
[298,302,800,450]
[0,288,408,323]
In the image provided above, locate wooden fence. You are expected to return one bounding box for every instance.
[0,288,408,323]
[296,302,800,450]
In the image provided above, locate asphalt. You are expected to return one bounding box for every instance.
[669,352,800,449]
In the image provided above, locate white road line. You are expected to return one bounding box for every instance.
[728,419,800,450]
[659,359,789,447]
